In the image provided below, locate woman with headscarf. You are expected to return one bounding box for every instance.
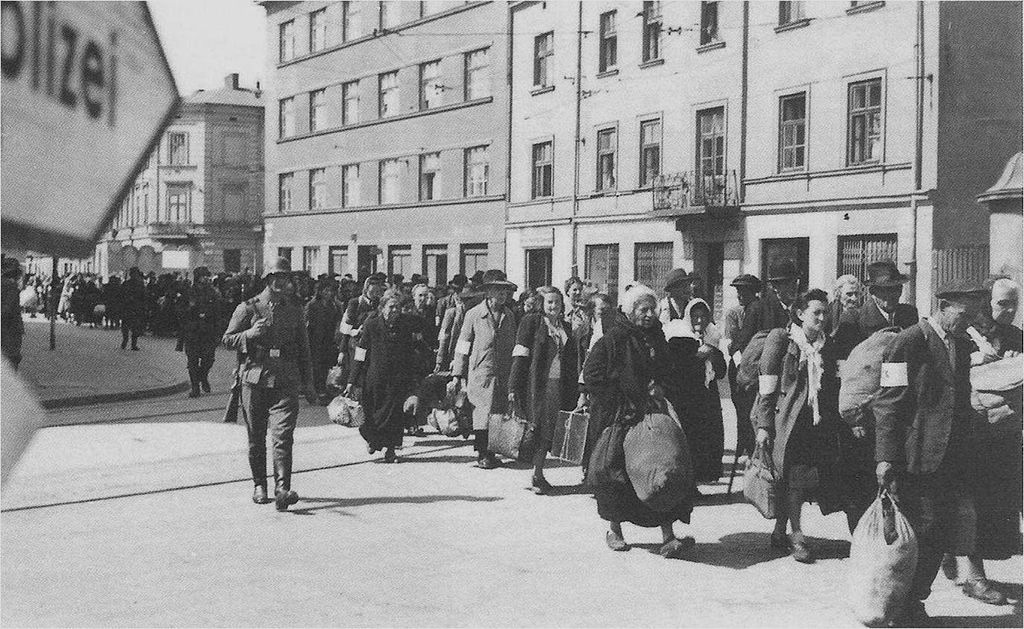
[509,286,578,494]
[583,284,694,558]
[753,288,843,563]
[345,289,425,463]
[663,298,727,489]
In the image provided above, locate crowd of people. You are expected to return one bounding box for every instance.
[2,250,1020,627]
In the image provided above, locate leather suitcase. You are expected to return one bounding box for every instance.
[551,410,589,465]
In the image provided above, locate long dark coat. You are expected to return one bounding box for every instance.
[509,313,578,445]
[349,313,424,450]
[583,314,691,527]
[664,337,727,483]
[753,328,843,515]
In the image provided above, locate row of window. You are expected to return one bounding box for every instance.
[526,76,881,199]
[278,146,490,213]
[114,184,193,228]
[277,242,489,284]
[279,47,489,139]
[279,1,472,63]
[535,1,879,87]
[522,241,673,294]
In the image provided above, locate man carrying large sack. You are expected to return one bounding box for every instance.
[873,279,988,626]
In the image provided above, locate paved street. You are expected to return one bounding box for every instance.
[2,348,1020,627]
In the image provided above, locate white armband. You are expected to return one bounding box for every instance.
[455,340,472,355]
[512,344,531,358]
[354,347,367,362]
[732,351,743,366]
[758,375,779,395]
[879,362,908,387]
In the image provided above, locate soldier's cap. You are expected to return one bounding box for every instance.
[730,274,762,289]
[662,268,693,291]
[767,259,800,282]
[263,256,292,278]
[936,278,989,301]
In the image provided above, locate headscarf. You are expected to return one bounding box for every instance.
[620,283,658,317]
[664,298,719,387]
[789,321,825,425]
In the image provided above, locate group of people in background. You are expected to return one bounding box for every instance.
[3,249,1019,627]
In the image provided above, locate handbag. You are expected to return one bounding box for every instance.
[487,401,534,462]
[551,409,589,465]
[743,443,779,519]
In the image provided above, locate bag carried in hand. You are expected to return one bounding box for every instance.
[849,489,919,627]
[743,444,779,519]
[328,395,365,428]
[19,286,38,309]
[585,423,629,489]
[839,328,901,426]
[427,408,461,437]
[623,406,694,512]
[551,410,589,465]
[326,366,346,390]
[487,402,534,462]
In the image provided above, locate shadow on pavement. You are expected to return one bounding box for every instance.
[288,494,503,515]
[394,454,479,464]
[408,438,474,447]
[927,612,1023,628]
[635,532,852,570]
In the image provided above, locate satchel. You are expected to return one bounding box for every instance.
[551,409,589,465]
[743,444,779,519]
[487,402,534,462]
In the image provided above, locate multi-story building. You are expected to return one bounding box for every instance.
[507,0,1022,313]
[92,74,265,276]
[260,1,507,284]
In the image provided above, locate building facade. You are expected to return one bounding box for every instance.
[261,0,507,284]
[92,74,265,277]
[507,0,1022,314]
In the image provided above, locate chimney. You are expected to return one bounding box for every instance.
[224,73,240,90]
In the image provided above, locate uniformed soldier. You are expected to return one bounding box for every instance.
[874,279,990,625]
[222,257,316,510]
[177,267,221,397]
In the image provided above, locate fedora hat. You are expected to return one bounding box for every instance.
[730,273,762,289]
[263,256,292,278]
[662,268,692,291]
[767,259,800,282]
[935,278,988,301]
[481,269,517,291]
[865,260,909,288]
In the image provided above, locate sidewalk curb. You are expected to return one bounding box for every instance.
[39,381,192,410]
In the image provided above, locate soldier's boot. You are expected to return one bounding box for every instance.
[273,456,299,512]
[248,445,267,503]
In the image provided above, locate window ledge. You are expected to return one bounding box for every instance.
[161,164,197,170]
[639,58,665,69]
[266,194,506,218]
[743,161,911,185]
[276,97,493,144]
[596,68,619,79]
[696,40,726,54]
[530,85,555,96]
[774,18,812,34]
[846,1,885,15]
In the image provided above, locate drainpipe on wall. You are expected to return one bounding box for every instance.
[570,1,583,276]
[505,3,514,275]
[739,1,749,205]
[910,0,925,309]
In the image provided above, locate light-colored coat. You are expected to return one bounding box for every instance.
[452,300,516,430]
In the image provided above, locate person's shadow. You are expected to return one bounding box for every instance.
[633,532,851,569]
[287,494,502,516]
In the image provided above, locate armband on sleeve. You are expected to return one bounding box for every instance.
[758,375,779,395]
[354,347,367,362]
[512,344,530,358]
[879,362,908,387]
[455,340,471,355]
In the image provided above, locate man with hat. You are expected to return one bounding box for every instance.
[435,274,468,328]
[733,259,800,354]
[1,256,25,370]
[450,269,518,469]
[121,266,148,351]
[874,279,991,624]
[658,268,694,324]
[834,260,919,357]
[222,257,315,510]
[305,276,342,404]
[721,274,762,462]
[176,266,221,397]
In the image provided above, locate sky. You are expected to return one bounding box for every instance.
[148,0,266,96]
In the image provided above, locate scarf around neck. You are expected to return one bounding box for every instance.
[789,322,825,425]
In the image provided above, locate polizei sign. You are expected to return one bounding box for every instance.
[0,1,178,257]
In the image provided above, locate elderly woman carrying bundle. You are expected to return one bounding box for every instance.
[583,284,695,558]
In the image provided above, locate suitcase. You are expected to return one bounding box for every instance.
[550,410,589,465]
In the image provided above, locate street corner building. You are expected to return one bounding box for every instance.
[89,74,266,277]
[507,0,1022,316]
[261,1,508,284]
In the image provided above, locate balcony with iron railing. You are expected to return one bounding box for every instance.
[652,170,740,218]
